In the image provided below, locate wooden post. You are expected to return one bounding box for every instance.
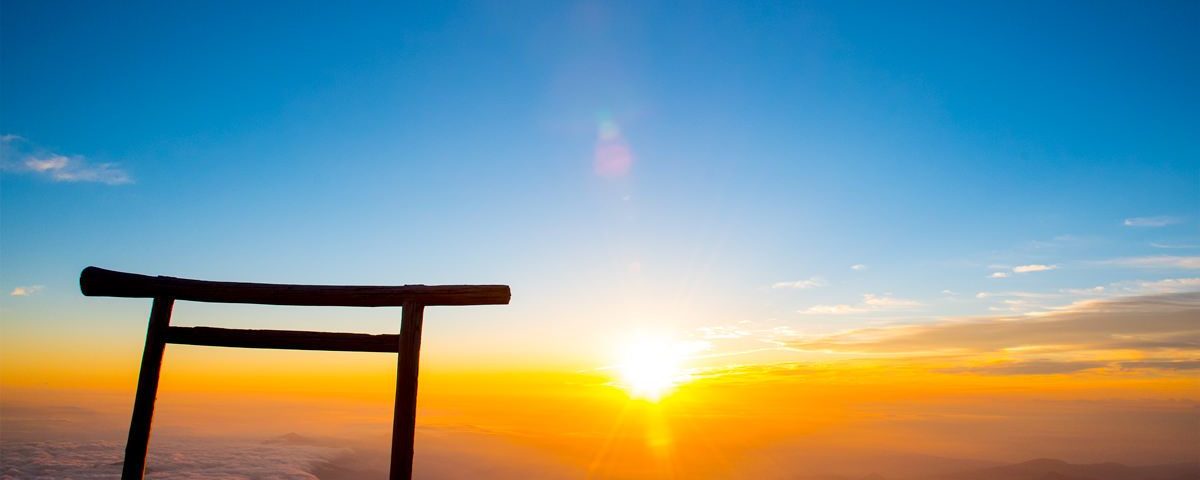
[81,267,510,478]
[389,302,425,480]
[122,297,174,480]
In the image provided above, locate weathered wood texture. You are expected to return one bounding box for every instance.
[122,297,174,480]
[166,326,401,353]
[80,266,511,307]
[390,303,425,480]
[84,266,510,480]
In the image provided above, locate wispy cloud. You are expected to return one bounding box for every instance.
[947,357,1200,376]
[10,285,44,296]
[800,293,922,315]
[1100,256,1200,270]
[1124,216,1182,227]
[790,292,1200,363]
[863,294,922,308]
[1150,242,1199,249]
[975,278,1199,306]
[850,264,867,271]
[975,291,1059,299]
[1117,359,1200,371]
[1060,286,1107,296]
[941,360,1109,375]
[1063,278,1200,297]
[1013,264,1056,273]
[1,135,132,185]
[802,304,871,315]
[1125,277,1200,293]
[772,277,827,289]
[14,154,132,185]
[990,264,1057,278]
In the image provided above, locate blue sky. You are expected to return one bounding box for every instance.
[2,1,1197,364]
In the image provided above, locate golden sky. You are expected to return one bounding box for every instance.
[3,1,1199,477]
[3,293,1196,478]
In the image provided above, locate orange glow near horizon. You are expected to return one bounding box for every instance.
[2,297,1198,477]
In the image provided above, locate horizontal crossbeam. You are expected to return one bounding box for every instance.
[80,266,511,307]
[165,326,401,353]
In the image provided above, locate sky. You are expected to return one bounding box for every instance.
[1,1,1198,478]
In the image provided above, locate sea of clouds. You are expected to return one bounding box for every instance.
[1,438,347,479]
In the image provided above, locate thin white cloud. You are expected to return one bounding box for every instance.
[863,294,921,308]
[800,293,922,315]
[850,264,867,271]
[803,304,870,314]
[1150,242,1200,249]
[976,291,1060,299]
[772,277,827,289]
[696,325,752,339]
[976,278,1200,306]
[992,298,1055,313]
[1060,286,1106,296]
[1124,216,1181,227]
[19,154,132,185]
[1107,277,1200,295]
[1101,256,1200,270]
[943,360,1109,375]
[990,265,1056,277]
[792,292,1200,357]
[1013,264,1057,273]
[1,135,132,185]
[10,285,44,296]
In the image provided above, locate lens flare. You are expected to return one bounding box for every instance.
[594,115,633,177]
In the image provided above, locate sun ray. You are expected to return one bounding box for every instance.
[614,333,704,401]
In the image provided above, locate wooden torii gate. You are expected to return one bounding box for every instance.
[79,266,511,480]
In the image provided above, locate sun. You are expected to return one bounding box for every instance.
[615,334,702,401]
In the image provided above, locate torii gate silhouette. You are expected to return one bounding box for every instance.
[79,266,511,480]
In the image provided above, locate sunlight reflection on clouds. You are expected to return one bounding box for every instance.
[0,439,342,479]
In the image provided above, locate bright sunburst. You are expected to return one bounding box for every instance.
[615,334,704,401]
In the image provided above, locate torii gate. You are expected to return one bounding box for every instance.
[79,266,511,480]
